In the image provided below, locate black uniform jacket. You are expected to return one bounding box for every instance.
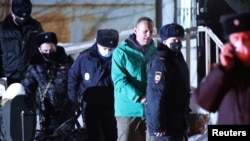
[22,46,74,117]
[0,14,43,79]
[146,43,190,136]
[68,43,114,109]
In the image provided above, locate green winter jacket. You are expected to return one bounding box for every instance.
[111,38,156,117]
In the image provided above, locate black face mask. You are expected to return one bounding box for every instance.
[14,17,27,26]
[169,42,182,53]
[41,52,57,62]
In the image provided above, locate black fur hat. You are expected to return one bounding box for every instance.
[160,23,185,42]
[11,0,32,18]
[96,29,119,48]
[36,32,58,47]
[220,11,250,37]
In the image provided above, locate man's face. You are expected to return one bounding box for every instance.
[97,44,115,57]
[38,43,57,62]
[230,31,250,64]
[134,21,154,46]
[38,43,57,54]
[163,37,182,47]
[11,12,28,26]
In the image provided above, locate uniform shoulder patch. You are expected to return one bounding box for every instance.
[154,71,162,83]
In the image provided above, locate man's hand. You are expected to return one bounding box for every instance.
[139,96,147,104]
[154,131,166,137]
[220,43,236,71]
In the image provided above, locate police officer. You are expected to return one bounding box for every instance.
[0,0,44,86]
[145,23,190,141]
[22,32,75,140]
[68,29,119,141]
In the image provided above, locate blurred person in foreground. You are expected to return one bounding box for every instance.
[22,32,75,140]
[192,11,250,124]
[111,16,156,141]
[68,29,119,141]
[146,23,190,141]
[0,0,44,86]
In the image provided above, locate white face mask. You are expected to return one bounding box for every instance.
[98,46,113,57]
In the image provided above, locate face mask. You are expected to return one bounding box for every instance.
[14,17,27,26]
[169,42,182,53]
[98,48,113,58]
[41,52,56,62]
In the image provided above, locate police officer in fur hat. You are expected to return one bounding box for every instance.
[21,32,75,140]
[68,29,119,141]
[0,0,44,86]
[146,23,190,141]
[192,11,250,125]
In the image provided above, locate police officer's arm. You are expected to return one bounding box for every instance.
[22,65,38,95]
[146,59,167,135]
[68,54,83,104]
[21,65,39,109]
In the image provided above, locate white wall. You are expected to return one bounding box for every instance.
[162,0,175,25]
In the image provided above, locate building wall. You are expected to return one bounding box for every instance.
[0,0,199,43]
[0,0,156,43]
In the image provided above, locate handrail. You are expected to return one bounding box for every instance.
[197,26,223,75]
[184,26,223,76]
[197,26,223,48]
[59,28,159,57]
[61,26,223,82]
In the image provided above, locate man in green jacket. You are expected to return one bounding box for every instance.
[111,16,156,141]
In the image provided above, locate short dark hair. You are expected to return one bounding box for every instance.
[135,16,154,27]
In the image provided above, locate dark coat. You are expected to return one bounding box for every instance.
[146,43,190,136]
[21,46,75,130]
[192,63,250,124]
[68,43,114,110]
[0,14,44,79]
[68,43,117,141]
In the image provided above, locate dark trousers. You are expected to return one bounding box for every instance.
[85,107,117,141]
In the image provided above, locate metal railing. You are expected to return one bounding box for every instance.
[61,25,223,78]
[185,26,223,76]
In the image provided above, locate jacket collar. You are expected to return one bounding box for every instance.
[126,33,153,54]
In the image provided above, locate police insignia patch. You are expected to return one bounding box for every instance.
[154,71,162,83]
[84,72,90,80]
[233,19,240,26]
